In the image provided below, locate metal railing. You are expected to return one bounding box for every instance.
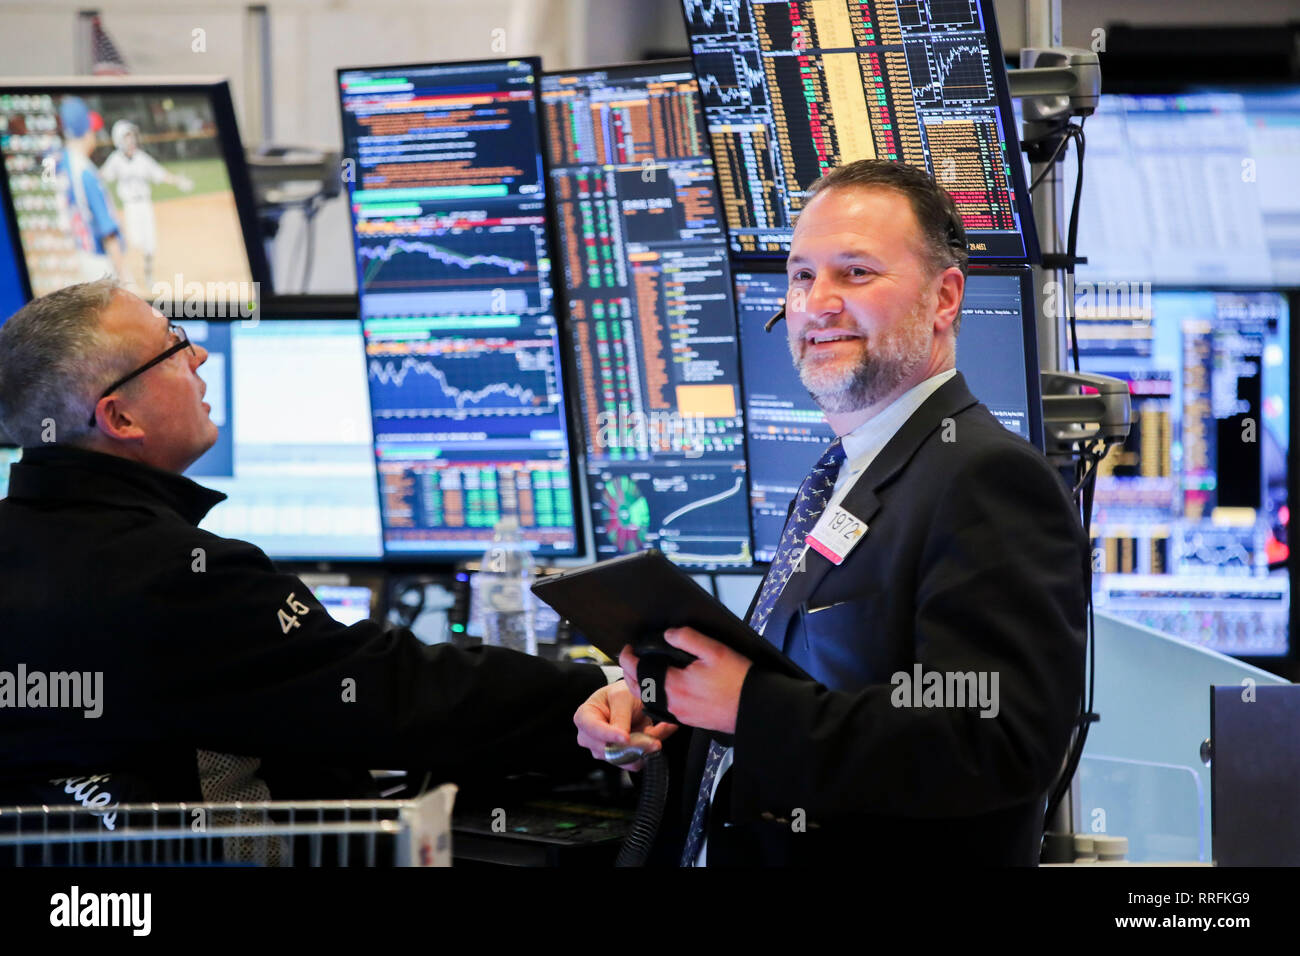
[0,784,456,867]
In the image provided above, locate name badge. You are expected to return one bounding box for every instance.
[806,504,868,566]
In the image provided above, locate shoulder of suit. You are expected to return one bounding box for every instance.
[922,401,1055,474]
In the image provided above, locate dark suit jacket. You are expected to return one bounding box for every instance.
[657,372,1088,866]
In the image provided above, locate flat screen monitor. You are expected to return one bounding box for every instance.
[0,78,267,306]
[1076,289,1290,658]
[309,584,376,626]
[179,317,385,561]
[337,59,581,558]
[736,264,1042,561]
[679,0,1037,262]
[1060,87,1300,287]
[542,61,752,569]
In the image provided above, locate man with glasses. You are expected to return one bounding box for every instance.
[0,279,608,817]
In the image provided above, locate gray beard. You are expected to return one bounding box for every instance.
[789,305,932,414]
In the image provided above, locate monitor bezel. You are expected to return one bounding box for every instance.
[0,75,272,306]
[335,56,588,563]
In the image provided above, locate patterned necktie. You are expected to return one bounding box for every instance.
[679,437,846,866]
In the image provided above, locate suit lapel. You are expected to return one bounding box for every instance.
[759,372,981,655]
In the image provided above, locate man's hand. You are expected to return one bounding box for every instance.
[619,627,754,735]
[574,679,677,771]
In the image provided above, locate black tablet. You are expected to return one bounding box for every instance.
[531,549,811,681]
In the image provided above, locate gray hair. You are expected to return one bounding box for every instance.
[0,278,133,446]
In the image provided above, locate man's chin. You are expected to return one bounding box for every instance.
[798,361,858,405]
[195,420,220,458]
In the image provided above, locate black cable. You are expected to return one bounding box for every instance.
[1065,120,1086,374]
[1071,437,1106,498]
[614,750,668,867]
[1027,126,1073,193]
[1040,116,1100,836]
[1045,438,1101,828]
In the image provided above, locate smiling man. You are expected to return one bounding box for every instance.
[0,280,606,820]
[574,160,1089,867]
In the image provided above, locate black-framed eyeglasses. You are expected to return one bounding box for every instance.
[87,323,196,428]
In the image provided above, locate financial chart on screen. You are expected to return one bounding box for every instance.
[542,63,752,568]
[680,0,1033,260]
[736,266,1040,561]
[1077,290,1290,657]
[338,60,579,557]
[179,319,384,561]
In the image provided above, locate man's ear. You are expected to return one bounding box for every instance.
[96,397,146,441]
[932,267,964,334]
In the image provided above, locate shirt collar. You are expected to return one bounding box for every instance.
[6,444,226,526]
[839,368,958,469]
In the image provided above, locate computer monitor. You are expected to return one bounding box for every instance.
[541,61,752,569]
[0,78,267,305]
[1077,289,1290,658]
[179,317,385,562]
[1061,86,1300,287]
[679,0,1037,261]
[736,264,1043,561]
[309,584,376,626]
[337,59,581,559]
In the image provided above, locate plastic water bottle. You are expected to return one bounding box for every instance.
[479,516,538,655]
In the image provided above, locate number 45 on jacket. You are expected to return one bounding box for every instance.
[277,592,311,634]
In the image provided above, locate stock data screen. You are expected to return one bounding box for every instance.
[1077,291,1290,657]
[542,63,752,568]
[736,266,1039,561]
[339,59,579,557]
[338,60,553,317]
[178,319,385,561]
[680,0,1033,260]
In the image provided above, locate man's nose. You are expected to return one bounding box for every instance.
[193,344,209,367]
[804,276,842,318]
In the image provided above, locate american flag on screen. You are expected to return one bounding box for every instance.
[90,14,129,76]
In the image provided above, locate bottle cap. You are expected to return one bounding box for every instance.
[1093,835,1128,860]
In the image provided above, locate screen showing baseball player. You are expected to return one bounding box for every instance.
[0,90,253,300]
